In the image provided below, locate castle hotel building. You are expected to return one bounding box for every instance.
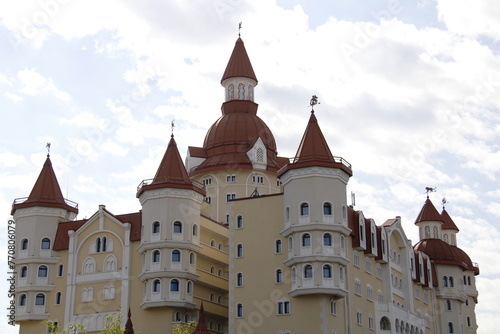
[11,36,479,334]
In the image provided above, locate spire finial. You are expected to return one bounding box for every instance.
[425,187,436,199]
[238,22,242,37]
[46,143,51,157]
[442,197,448,210]
[171,120,175,137]
[309,95,320,113]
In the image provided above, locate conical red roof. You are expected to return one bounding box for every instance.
[221,37,257,83]
[414,198,443,225]
[192,302,210,334]
[123,308,134,334]
[137,136,205,197]
[11,155,78,215]
[278,111,352,176]
[441,208,459,231]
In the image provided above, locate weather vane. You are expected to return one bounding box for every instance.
[442,197,448,210]
[171,120,175,137]
[238,22,242,37]
[309,95,320,113]
[46,143,51,157]
[425,187,436,198]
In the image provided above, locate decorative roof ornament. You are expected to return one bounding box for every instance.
[46,142,51,157]
[442,197,448,210]
[309,95,320,113]
[171,120,175,137]
[238,21,242,37]
[425,187,436,198]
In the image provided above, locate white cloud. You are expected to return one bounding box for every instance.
[0,150,25,167]
[4,92,22,102]
[17,68,71,102]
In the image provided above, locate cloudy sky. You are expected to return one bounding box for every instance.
[1,0,499,332]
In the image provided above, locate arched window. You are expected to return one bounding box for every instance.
[187,281,192,294]
[55,292,62,305]
[323,233,332,246]
[236,303,243,318]
[237,215,243,228]
[57,264,64,277]
[210,292,215,301]
[380,317,391,330]
[236,244,243,258]
[217,295,222,304]
[172,250,181,262]
[104,255,117,271]
[302,233,311,247]
[285,207,290,221]
[189,252,195,265]
[83,257,95,274]
[304,264,313,278]
[238,83,245,99]
[152,250,160,263]
[184,313,190,323]
[210,239,215,247]
[153,279,161,292]
[96,237,101,252]
[152,221,160,234]
[192,224,198,236]
[21,266,28,278]
[445,299,452,311]
[276,269,283,283]
[339,266,345,281]
[35,293,45,305]
[38,265,48,277]
[102,236,107,252]
[443,276,448,287]
[448,322,454,333]
[41,237,51,250]
[218,242,223,250]
[248,85,254,101]
[425,226,430,238]
[340,235,345,251]
[288,236,293,252]
[217,268,223,277]
[210,266,215,274]
[449,276,454,287]
[170,279,179,292]
[323,202,332,215]
[19,294,27,306]
[21,239,28,250]
[173,221,182,234]
[300,203,309,216]
[228,84,234,100]
[323,264,332,278]
[236,273,243,287]
[275,239,282,253]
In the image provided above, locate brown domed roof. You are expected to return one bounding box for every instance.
[414,239,476,270]
[190,100,279,173]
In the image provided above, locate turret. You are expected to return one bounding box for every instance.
[278,104,352,298]
[136,135,204,309]
[12,153,78,321]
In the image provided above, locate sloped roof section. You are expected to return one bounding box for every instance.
[192,302,210,334]
[414,198,443,225]
[278,111,352,176]
[138,136,205,196]
[11,155,78,215]
[221,37,257,83]
[441,208,460,231]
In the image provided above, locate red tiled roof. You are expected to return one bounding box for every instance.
[441,208,459,231]
[192,302,210,334]
[221,37,257,83]
[53,211,142,250]
[138,136,205,196]
[414,198,443,225]
[414,239,477,271]
[12,156,78,215]
[278,112,352,177]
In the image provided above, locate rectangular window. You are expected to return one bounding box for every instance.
[330,300,337,315]
[356,311,362,325]
[354,252,360,267]
[376,264,382,278]
[355,280,361,296]
[226,193,236,202]
[226,175,236,182]
[365,259,372,274]
[368,316,374,330]
[366,286,373,301]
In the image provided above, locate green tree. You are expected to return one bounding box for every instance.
[100,310,124,334]
[173,321,196,334]
[46,321,87,334]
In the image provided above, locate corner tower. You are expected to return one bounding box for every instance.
[136,135,205,311]
[186,37,282,223]
[278,107,353,298]
[12,153,78,322]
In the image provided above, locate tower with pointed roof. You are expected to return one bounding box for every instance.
[12,154,78,323]
[186,37,283,223]
[136,135,205,311]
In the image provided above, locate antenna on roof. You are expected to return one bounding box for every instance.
[442,197,448,210]
[171,120,175,137]
[425,187,436,198]
[238,22,242,37]
[309,95,320,113]
[351,191,356,207]
[46,142,51,157]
